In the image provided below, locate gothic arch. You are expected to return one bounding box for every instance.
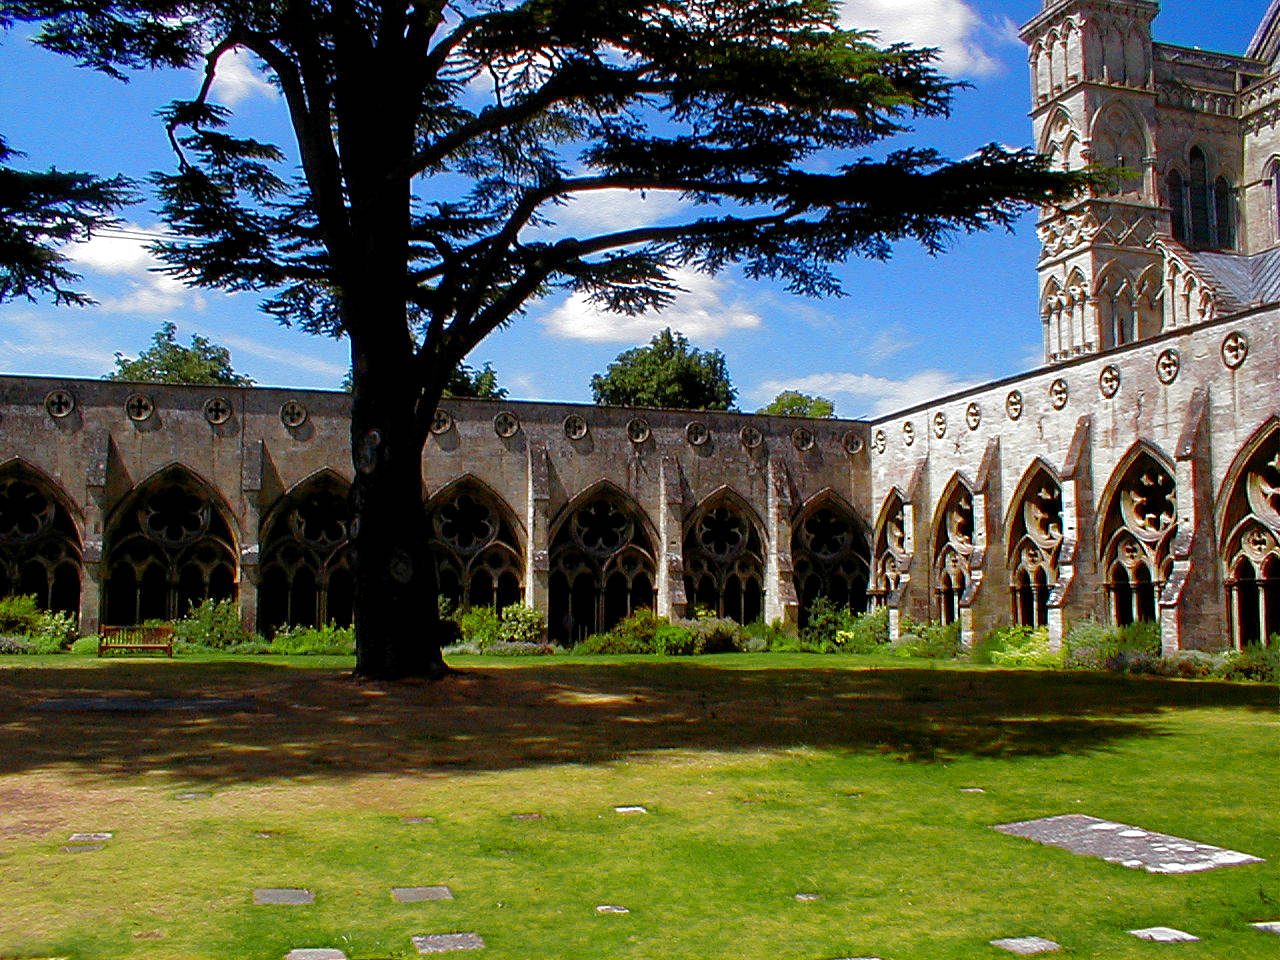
[0,459,83,617]
[259,469,353,633]
[548,481,656,643]
[1040,108,1082,171]
[931,474,975,626]
[427,475,524,613]
[1090,99,1149,197]
[871,487,908,604]
[102,464,239,625]
[790,489,870,626]
[1006,460,1064,628]
[1095,263,1139,348]
[1096,442,1177,626]
[682,486,765,624]
[1217,418,1280,646]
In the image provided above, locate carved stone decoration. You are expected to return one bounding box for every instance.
[791,426,815,451]
[563,414,588,441]
[428,484,523,613]
[842,431,864,456]
[0,474,82,616]
[1156,348,1181,385]
[933,480,975,624]
[792,501,871,619]
[1101,452,1179,628]
[933,412,947,438]
[1005,390,1023,421]
[871,429,887,455]
[685,421,710,446]
[203,396,232,425]
[1009,470,1064,628]
[872,492,908,604]
[44,389,76,419]
[739,424,763,449]
[493,411,520,438]
[903,422,915,446]
[1099,365,1121,399]
[125,393,155,422]
[1049,378,1069,410]
[430,409,455,435]
[1221,331,1249,370]
[1224,434,1280,644]
[280,400,308,428]
[626,417,651,443]
[683,501,764,622]
[965,402,981,431]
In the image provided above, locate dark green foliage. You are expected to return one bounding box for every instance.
[892,618,961,659]
[799,596,848,649]
[173,597,256,648]
[575,608,745,654]
[342,360,507,399]
[0,635,36,654]
[269,622,356,655]
[979,624,1060,668]
[740,618,794,653]
[0,594,77,652]
[575,608,666,654]
[1214,645,1280,683]
[590,329,736,410]
[756,390,835,418]
[107,321,254,385]
[452,603,549,651]
[0,133,132,305]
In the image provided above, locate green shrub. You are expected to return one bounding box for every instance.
[0,594,77,652]
[70,635,100,655]
[174,598,256,649]
[801,596,853,649]
[475,640,557,656]
[741,618,793,653]
[834,606,890,653]
[1116,620,1161,656]
[576,608,665,654]
[269,622,355,655]
[575,609,745,655]
[678,617,744,654]
[1212,645,1280,683]
[986,625,1060,668]
[0,594,44,635]
[653,622,697,655]
[0,635,35,654]
[1159,650,1215,679]
[891,619,961,659]
[456,606,503,649]
[497,603,546,645]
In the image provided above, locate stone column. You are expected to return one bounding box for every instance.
[655,456,686,619]
[239,440,264,633]
[764,457,798,627]
[80,432,109,633]
[525,443,551,615]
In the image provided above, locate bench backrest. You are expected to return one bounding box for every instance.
[100,625,176,643]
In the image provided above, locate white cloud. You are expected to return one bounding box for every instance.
[68,226,156,275]
[549,189,687,236]
[0,313,117,370]
[218,332,349,380]
[66,224,206,315]
[211,47,276,105]
[754,369,976,418]
[867,326,913,362]
[542,267,763,343]
[841,0,1014,78]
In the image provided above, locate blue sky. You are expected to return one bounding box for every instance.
[0,1,1265,416]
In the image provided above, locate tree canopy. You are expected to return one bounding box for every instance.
[0,133,132,306]
[106,321,254,385]
[342,359,506,399]
[4,0,1090,678]
[757,390,835,418]
[591,328,735,410]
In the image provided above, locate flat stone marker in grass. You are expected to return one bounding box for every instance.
[613,805,647,814]
[989,936,1062,954]
[993,814,1264,874]
[285,950,347,960]
[595,904,629,914]
[411,932,485,954]
[61,843,105,853]
[794,892,821,902]
[960,787,986,793]
[175,792,209,800]
[254,888,315,905]
[68,832,112,842]
[511,813,542,822]
[1251,921,1280,934]
[393,886,454,903]
[402,816,436,824]
[1128,927,1200,943]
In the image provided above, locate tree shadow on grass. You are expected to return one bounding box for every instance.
[0,658,1273,784]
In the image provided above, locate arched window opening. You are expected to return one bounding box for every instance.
[1166,169,1187,243]
[1220,427,1280,648]
[1112,564,1134,626]
[1009,468,1063,629]
[791,500,870,628]
[870,492,907,608]
[549,491,654,643]
[0,472,82,620]
[682,499,765,624]
[1099,450,1176,627]
[259,475,351,634]
[1213,176,1235,250]
[1189,148,1211,248]
[103,470,236,625]
[1263,556,1280,642]
[1232,557,1261,646]
[933,479,974,626]
[427,483,524,617]
[1134,564,1157,623]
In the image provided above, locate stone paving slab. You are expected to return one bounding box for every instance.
[34,697,256,713]
[794,892,821,902]
[68,832,113,842]
[1128,926,1200,942]
[61,843,105,853]
[613,805,647,814]
[595,904,629,914]
[175,792,209,800]
[254,888,315,905]
[393,885,454,902]
[511,813,542,822]
[285,950,347,960]
[990,936,1062,954]
[993,814,1265,874]
[402,816,436,824]
[1251,920,1280,934]
[411,932,485,953]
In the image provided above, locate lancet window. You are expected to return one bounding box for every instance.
[1221,428,1280,647]
[103,468,236,624]
[549,490,654,644]
[1008,467,1064,628]
[0,469,81,617]
[1099,451,1176,626]
[791,498,870,626]
[428,482,523,612]
[933,480,975,626]
[870,491,908,608]
[259,473,353,632]
[683,496,764,624]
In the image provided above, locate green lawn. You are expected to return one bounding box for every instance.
[0,653,1275,959]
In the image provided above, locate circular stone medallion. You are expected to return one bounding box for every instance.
[1221,331,1249,369]
[903,421,915,446]
[1049,378,1069,410]
[493,411,520,438]
[44,389,76,419]
[933,412,947,438]
[626,417,651,443]
[872,429,887,454]
[1099,365,1121,399]
[791,426,815,451]
[126,393,156,422]
[966,402,981,430]
[842,431,864,456]
[685,421,710,446]
[1156,348,1181,385]
[1005,390,1023,421]
[430,409,455,435]
[739,424,763,449]
[203,396,232,425]
[563,413,588,440]
[280,400,308,428]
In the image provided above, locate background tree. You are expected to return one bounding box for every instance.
[757,390,835,418]
[591,328,735,410]
[342,359,506,399]
[0,133,132,305]
[7,1,1089,679]
[106,321,255,385]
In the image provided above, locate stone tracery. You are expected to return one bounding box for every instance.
[259,472,353,632]
[1008,466,1064,629]
[1221,426,1280,646]
[428,481,523,613]
[1099,450,1177,626]
[791,497,869,626]
[933,479,975,626]
[682,496,764,624]
[870,490,908,607]
[0,467,81,617]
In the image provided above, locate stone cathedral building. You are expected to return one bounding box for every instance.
[3,0,1280,653]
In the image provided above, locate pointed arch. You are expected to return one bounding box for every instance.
[931,474,975,626]
[871,487,908,604]
[682,486,766,624]
[1091,99,1150,197]
[790,488,870,626]
[1006,460,1064,628]
[102,463,239,625]
[427,474,525,615]
[0,458,84,617]
[1096,441,1177,627]
[1217,418,1280,646]
[1095,263,1138,348]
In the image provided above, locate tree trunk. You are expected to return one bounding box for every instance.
[348,330,447,681]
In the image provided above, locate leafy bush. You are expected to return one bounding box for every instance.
[576,608,665,654]
[891,619,961,659]
[0,594,77,652]
[1106,649,1161,675]
[70,635,100,655]
[652,621,696,655]
[269,622,355,655]
[1062,619,1162,671]
[174,598,256,649]
[800,596,853,649]
[834,606,890,653]
[741,618,792,653]
[1212,646,1280,683]
[678,617,744,654]
[497,603,546,645]
[0,635,35,654]
[1160,650,1215,679]
[575,609,745,655]
[985,625,1060,668]
[456,606,503,648]
[1116,620,1161,656]
[479,640,558,656]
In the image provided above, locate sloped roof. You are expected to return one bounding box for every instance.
[1248,0,1280,66]
[1180,246,1280,313]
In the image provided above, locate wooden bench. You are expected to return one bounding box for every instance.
[98,625,175,658]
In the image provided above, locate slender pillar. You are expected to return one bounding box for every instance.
[525,442,551,614]
[764,457,798,627]
[656,456,686,619]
